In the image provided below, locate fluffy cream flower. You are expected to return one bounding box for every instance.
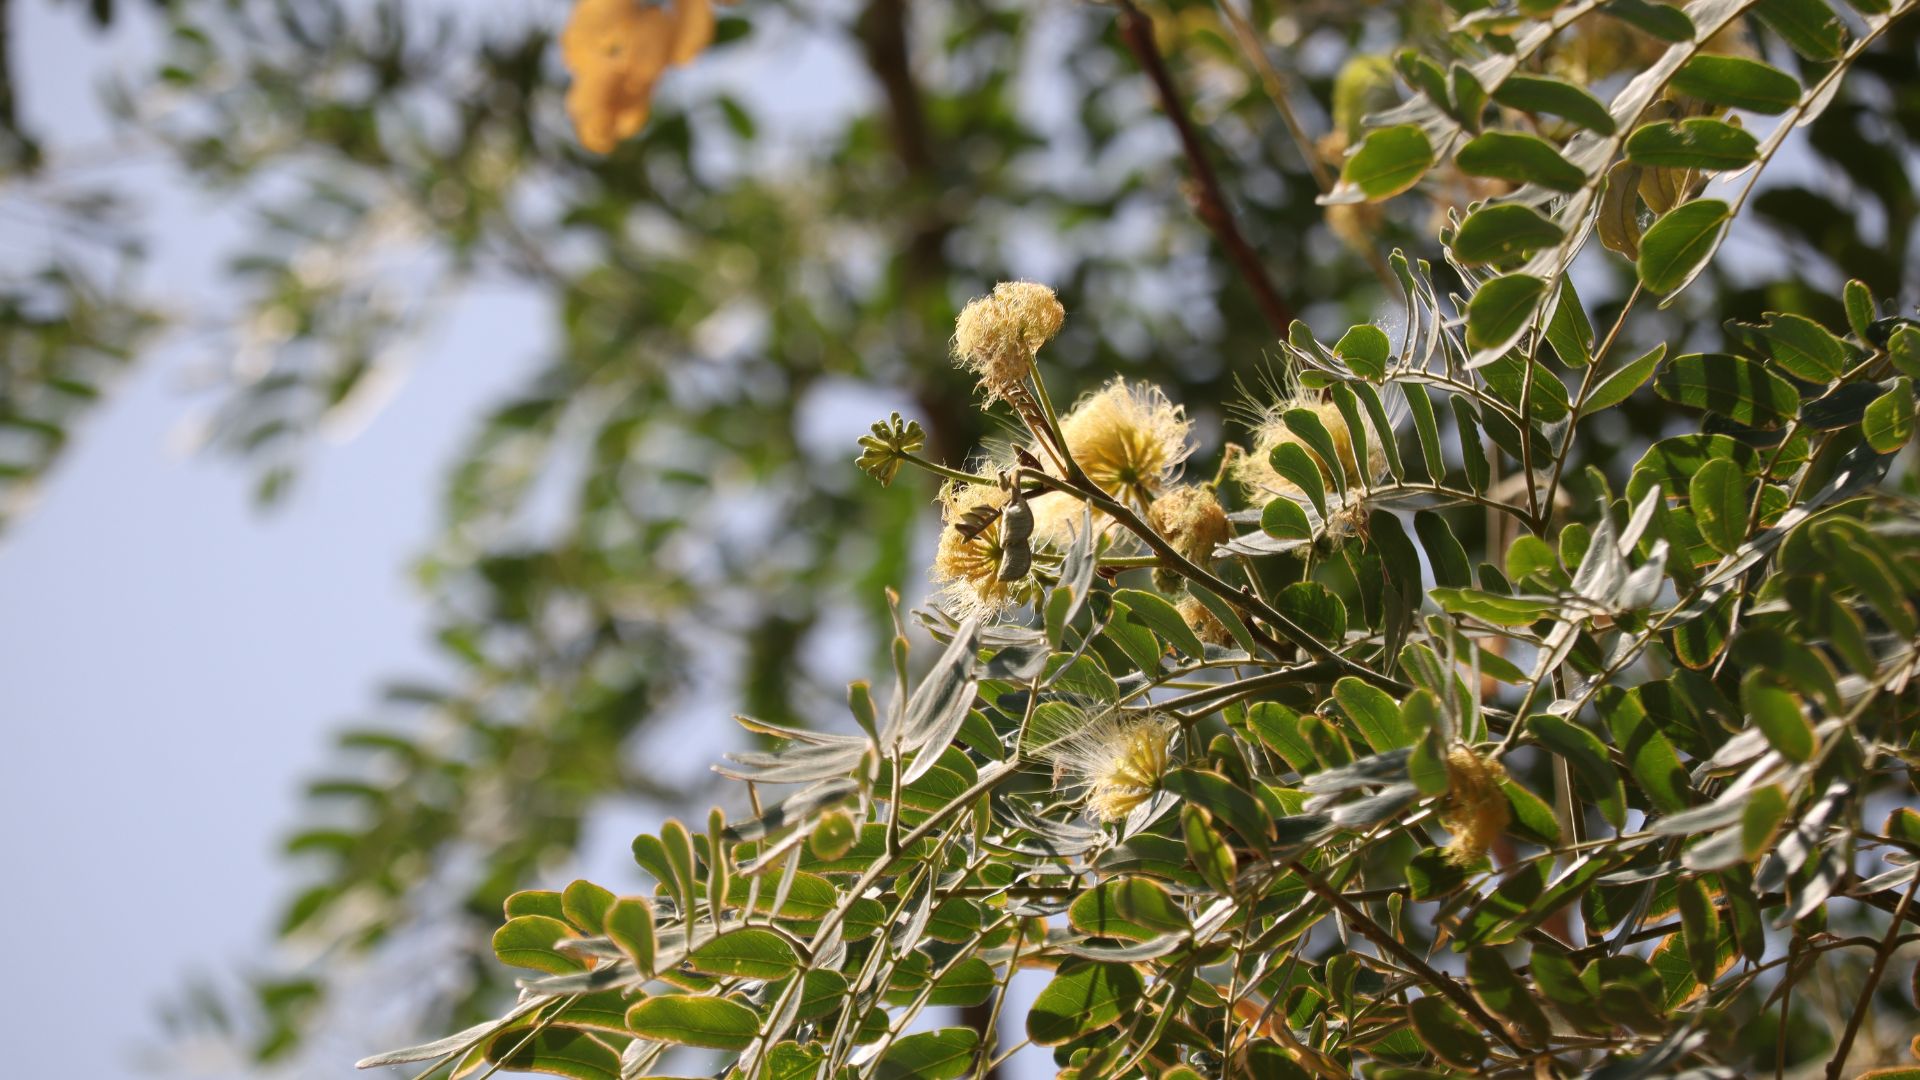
[1057,379,1192,506]
[1035,709,1178,823]
[952,282,1065,401]
[1147,484,1231,565]
[1441,744,1511,867]
[931,483,1027,619]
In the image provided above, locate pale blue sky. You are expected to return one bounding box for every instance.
[0,2,1054,1076]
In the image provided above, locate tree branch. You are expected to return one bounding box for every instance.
[1289,861,1530,1059]
[1115,0,1295,339]
[1828,870,1920,1080]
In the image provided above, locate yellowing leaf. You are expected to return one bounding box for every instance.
[562,0,716,154]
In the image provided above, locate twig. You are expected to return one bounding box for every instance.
[1289,861,1528,1058]
[1115,0,1295,338]
[1827,870,1920,1079]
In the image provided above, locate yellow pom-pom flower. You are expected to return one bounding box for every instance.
[1058,378,1192,505]
[1441,744,1511,867]
[1147,484,1231,565]
[931,482,1026,619]
[952,281,1065,402]
[1035,709,1178,824]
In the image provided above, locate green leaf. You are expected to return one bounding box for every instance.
[1731,628,1842,714]
[1413,510,1473,589]
[1688,457,1748,556]
[1600,688,1693,814]
[1114,588,1207,661]
[1451,396,1491,493]
[1736,312,1847,382]
[1466,947,1552,1047]
[1261,496,1313,541]
[1602,0,1696,41]
[1182,805,1237,893]
[1107,606,1172,677]
[1654,352,1801,427]
[724,870,843,922]
[876,1028,980,1080]
[1530,713,1627,828]
[1674,877,1722,984]
[1893,326,1920,379]
[1505,778,1562,845]
[1455,131,1585,192]
[1863,377,1914,453]
[1430,587,1557,626]
[926,898,982,943]
[1627,434,1764,504]
[1027,963,1144,1046]
[505,890,568,922]
[1742,672,1814,763]
[1638,200,1731,295]
[1491,74,1615,134]
[927,958,997,1007]
[484,1027,621,1080]
[1741,785,1791,859]
[1333,677,1414,752]
[1589,342,1666,413]
[1754,0,1847,61]
[560,880,614,934]
[1404,383,1444,481]
[604,897,655,975]
[1845,280,1876,339]
[1276,581,1348,643]
[1187,583,1258,656]
[1248,702,1317,775]
[1336,324,1392,380]
[1339,124,1435,200]
[1466,273,1548,353]
[1545,276,1595,367]
[1504,534,1562,588]
[1268,441,1328,518]
[1624,118,1757,170]
[1068,877,1191,941]
[1452,204,1566,265]
[626,995,761,1051]
[1408,995,1488,1068]
[1164,768,1270,848]
[1282,407,1349,498]
[1353,381,1406,480]
[492,916,584,975]
[1672,55,1801,114]
[686,928,800,979]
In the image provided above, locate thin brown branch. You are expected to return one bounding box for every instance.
[1115,0,1295,338]
[1289,861,1529,1059]
[1828,870,1920,1080]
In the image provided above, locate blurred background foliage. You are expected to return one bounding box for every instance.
[2,0,1916,1070]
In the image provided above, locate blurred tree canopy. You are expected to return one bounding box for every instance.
[3,0,1918,1070]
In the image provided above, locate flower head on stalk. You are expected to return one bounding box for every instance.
[952,282,1066,403]
[1036,708,1179,824]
